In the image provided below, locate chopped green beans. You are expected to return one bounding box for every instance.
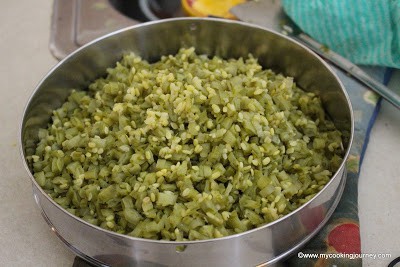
[29,48,344,240]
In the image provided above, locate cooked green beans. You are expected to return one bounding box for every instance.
[29,48,344,240]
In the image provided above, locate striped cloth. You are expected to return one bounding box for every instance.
[281,0,400,68]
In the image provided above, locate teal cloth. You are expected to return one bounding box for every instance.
[281,0,400,68]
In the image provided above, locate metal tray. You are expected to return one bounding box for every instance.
[50,0,144,60]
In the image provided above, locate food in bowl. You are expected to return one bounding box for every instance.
[28,47,344,241]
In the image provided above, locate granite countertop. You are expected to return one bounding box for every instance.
[0,1,399,266]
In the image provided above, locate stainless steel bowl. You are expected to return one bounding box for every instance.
[20,18,353,266]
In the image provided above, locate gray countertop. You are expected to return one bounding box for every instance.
[1,1,399,266]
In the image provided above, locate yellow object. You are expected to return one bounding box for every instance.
[181,0,247,19]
